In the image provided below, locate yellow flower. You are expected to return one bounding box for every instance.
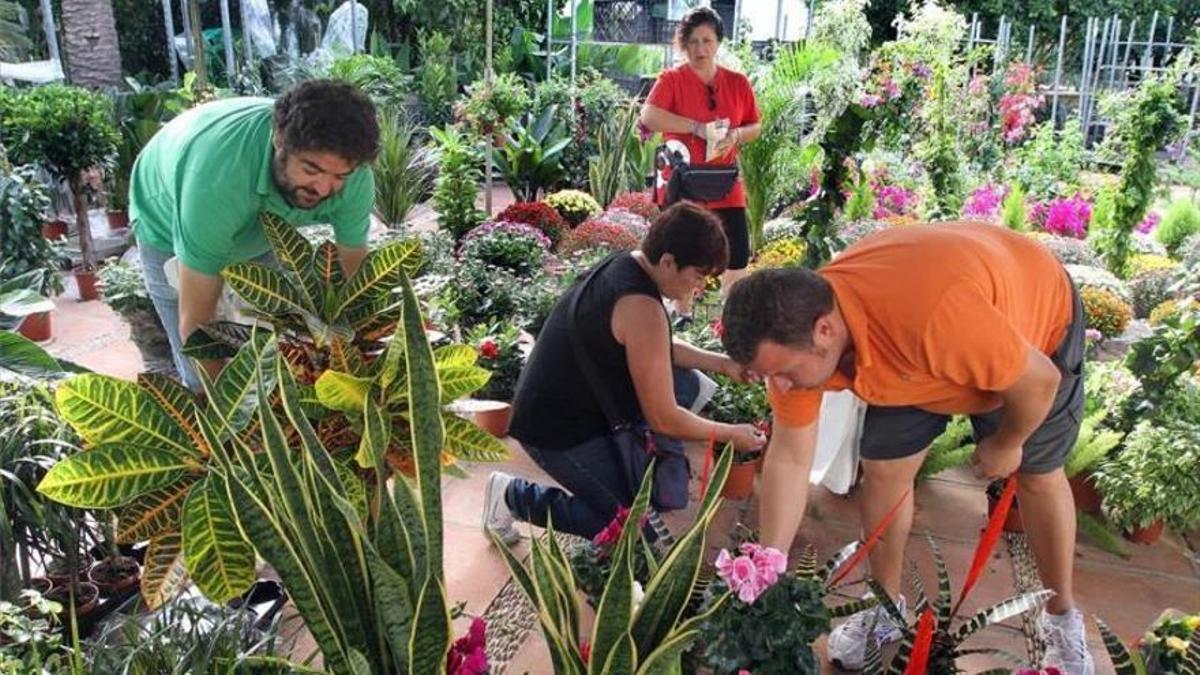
[1165,636,1189,653]
[1186,615,1200,631]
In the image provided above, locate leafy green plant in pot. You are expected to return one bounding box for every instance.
[464,322,524,438]
[373,107,436,228]
[97,259,173,373]
[0,85,119,295]
[491,104,570,202]
[430,124,485,241]
[0,590,71,672]
[0,166,63,302]
[0,267,57,342]
[1092,420,1200,544]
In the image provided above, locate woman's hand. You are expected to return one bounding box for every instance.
[727,423,768,451]
[710,127,739,159]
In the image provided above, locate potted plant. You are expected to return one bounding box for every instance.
[96,259,173,373]
[0,590,70,670]
[466,322,525,438]
[693,542,829,673]
[1062,411,1124,515]
[457,220,553,278]
[0,85,119,301]
[491,104,570,202]
[1,165,63,341]
[567,505,658,608]
[1095,613,1200,675]
[107,79,186,232]
[87,520,141,596]
[722,448,763,500]
[0,268,57,343]
[1093,421,1200,545]
[458,72,531,142]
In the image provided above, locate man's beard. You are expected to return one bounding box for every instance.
[272,151,324,209]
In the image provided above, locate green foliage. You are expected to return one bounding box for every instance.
[458,72,530,138]
[704,376,769,425]
[1128,268,1178,320]
[415,31,457,126]
[0,85,118,185]
[1011,118,1086,201]
[0,0,32,61]
[533,72,628,191]
[96,259,154,316]
[843,166,877,222]
[1157,198,1200,256]
[1033,232,1100,266]
[1063,411,1123,478]
[109,79,189,212]
[0,591,67,672]
[373,109,435,227]
[458,223,550,277]
[466,322,523,402]
[0,166,60,295]
[1000,183,1027,231]
[492,105,571,203]
[917,416,975,480]
[329,53,412,113]
[917,64,965,221]
[1124,300,1200,421]
[430,125,485,240]
[1093,68,1185,278]
[1093,420,1200,532]
[0,267,55,331]
[588,100,641,209]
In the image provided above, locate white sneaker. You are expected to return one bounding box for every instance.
[828,593,907,671]
[482,472,521,546]
[1041,609,1095,675]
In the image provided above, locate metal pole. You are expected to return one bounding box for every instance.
[1051,15,1067,125]
[37,0,59,62]
[179,0,194,63]
[968,12,978,51]
[1107,17,1121,88]
[1026,24,1035,62]
[1079,18,1095,141]
[349,0,357,54]
[1121,19,1137,86]
[1165,16,1174,53]
[733,0,742,43]
[162,0,178,83]
[484,0,492,216]
[238,0,252,76]
[1092,17,1110,98]
[188,0,206,88]
[804,1,814,40]
[545,0,552,80]
[219,0,235,80]
[1143,10,1158,67]
[774,0,784,41]
[569,0,577,88]
[1183,83,1200,156]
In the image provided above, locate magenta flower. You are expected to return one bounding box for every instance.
[741,543,787,586]
[716,549,764,603]
[1041,197,1092,239]
[447,617,489,675]
[873,184,916,218]
[592,506,631,549]
[963,184,1007,220]
[1137,211,1161,234]
[859,93,883,108]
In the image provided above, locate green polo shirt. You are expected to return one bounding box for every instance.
[130,97,374,275]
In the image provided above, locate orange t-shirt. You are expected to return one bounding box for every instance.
[646,64,760,210]
[768,222,1075,428]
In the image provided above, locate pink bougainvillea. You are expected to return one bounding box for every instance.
[963,184,1007,220]
[447,617,489,675]
[1037,196,1092,239]
[998,62,1045,144]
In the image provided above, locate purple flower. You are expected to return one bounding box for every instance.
[859,93,883,108]
[459,220,552,251]
[963,184,1007,220]
[882,79,902,100]
[872,184,916,218]
[1137,211,1161,234]
[1085,328,1103,343]
[911,61,931,79]
[1040,196,1092,239]
[637,120,653,143]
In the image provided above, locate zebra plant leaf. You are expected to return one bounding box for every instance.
[182,476,257,604]
[441,415,511,463]
[140,529,188,610]
[116,480,194,543]
[37,444,194,508]
[222,262,314,317]
[1095,616,1147,675]
[55,374,199,460]
[259,211,322,307]
[951,589,1055,644]
[333,239,423,321]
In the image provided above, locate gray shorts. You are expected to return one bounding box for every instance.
[859,280,1085,474]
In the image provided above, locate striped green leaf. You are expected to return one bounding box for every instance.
[141,529,188,609]
[952,589,1055,644]
[329,335,369,376]
[408,576,451,675]
[1096,616,1146,675]
[138,373,209,454]
[635,629,697,675]
[55,374,198,460]
[333,239,423,321]
[37,444,192,508]
[207,333,277,433]
[366,551,416,673]
[433,344,479,368]
[116,480,194,543]
[315,370,372,413]
[222,263,312,317]
[312,240,344,287]
[437,366,491,403]
[182,476,256,604]
[259,212,321,308]
[441,415,510,463]
[356,391,391,469]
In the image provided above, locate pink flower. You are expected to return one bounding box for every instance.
[969,74,989,96]
[1085,328,1103,343]
[1042,197,1092,239]
[637,121,653,143]
[712,319,725,338]
[1137,211,1161,234]
[592,506,631,549]
[478,339,499,360]
[963,184,1007,220]
[580,640,591,664]
[873,184,916,218]
[447,617,489,675]
[882,79,901,100]
[739,670,753,675]
[716,549,765,603]
[859,94,883,108]
[751,546,788,586]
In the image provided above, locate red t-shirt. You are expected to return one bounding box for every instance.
[646,64,760,210]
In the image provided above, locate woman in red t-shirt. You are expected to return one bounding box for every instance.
[640,6,761,317]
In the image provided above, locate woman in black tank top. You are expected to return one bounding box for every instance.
[482,202,768,542]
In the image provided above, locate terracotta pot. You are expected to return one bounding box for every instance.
[472,401,512,438]
[17,311,52,342]
[105,209,129,231]
[75,269,99,301]
[721,461,758,500]
[88,556,141,595]
[42,219,68,240]
[1068,473,1103,515]
[1124,519,1164,545]
[27,577,53,595]
[46,581,100,619]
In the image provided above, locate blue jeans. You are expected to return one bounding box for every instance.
[137,241,273,392]
[506,367,700,539]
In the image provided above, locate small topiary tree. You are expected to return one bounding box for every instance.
[0,85,118,271]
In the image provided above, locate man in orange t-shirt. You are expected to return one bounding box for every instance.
[721,222,1092,674]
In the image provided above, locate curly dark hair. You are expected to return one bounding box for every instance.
[273,79,379,165]
[721,268,835,364]
[675,6,724,49]
[641,200,728,275]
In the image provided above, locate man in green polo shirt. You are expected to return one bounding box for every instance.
[130,79,378,390]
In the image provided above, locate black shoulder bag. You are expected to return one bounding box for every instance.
[564,255,692,511]
[655,143,739,206]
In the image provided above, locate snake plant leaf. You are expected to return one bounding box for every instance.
[37,444,193,508]
[182,475,257,604]
[259,211,321,308]
[140,529,188,610]
[222,262,313,317]
[116,479,194,543]
[55,373,199,460]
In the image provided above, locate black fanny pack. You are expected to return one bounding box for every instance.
[656,144,738,205]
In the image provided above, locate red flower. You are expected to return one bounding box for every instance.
[711,319,725,338]
[447,617,489,675]
[580,640,591,664]
[479,339,500,360]
[592,505,631,549]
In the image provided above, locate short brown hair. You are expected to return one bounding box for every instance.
[640,201,728,275]
[274,79,379,165]
[721,268,835,363]
[675,6,724,49]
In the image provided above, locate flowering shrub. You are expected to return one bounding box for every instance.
[1137,210,1161,235]
[598,208,650,237]
[695,543,828,674]
[1080,286,1133,339]
[872,183,918,219]
[762,218,806,244]
[447,617,489,675]
[496,201,568,247]
[1140,612,1200,673]
[1032,195,1092,239]
[1030,233,1101,267]
[1128,253,1178,277]
[1179,233,1200,268]
[468,322,524,401]
[752,238,807,269]
[962,184,1006,221]
[833,219,889,252]
[1066,264,1131,302]
[558,215,642,256]
[998,62,1044,144]
[608,191,660,221]
[1129,269,1177,319]
[567,506,655,607]
[458,220,551,276]
[1149,298,1189,326]
[544,189,601,226]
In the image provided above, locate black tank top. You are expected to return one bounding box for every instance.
[508,253,669,450]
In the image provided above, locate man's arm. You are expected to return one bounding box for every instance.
[177,263,225,381]
[973,347,1062,479]
[758,420,819,552]
[337,245,367,277]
